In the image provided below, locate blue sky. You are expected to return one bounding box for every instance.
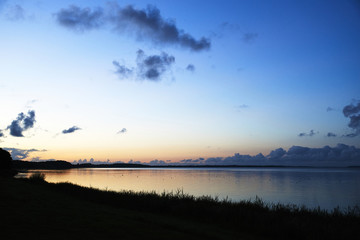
[0,0,359,165]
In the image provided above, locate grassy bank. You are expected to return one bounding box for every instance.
[1,177,359,239]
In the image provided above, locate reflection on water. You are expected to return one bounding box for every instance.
[20,167,360,211]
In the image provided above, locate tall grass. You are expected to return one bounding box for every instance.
[28,172,46,182]
[13,177,360,240]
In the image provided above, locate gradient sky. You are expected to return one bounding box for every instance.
[1,0,360,164]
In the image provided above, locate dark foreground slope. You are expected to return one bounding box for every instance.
[0,177,254,240]
[1,177,359,240]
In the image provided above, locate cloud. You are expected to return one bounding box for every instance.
[117,128,127,134]
[298,129,317,137]
[25,99,38,108]
[326,107,334,112]
[136,49,175,81]
[110,5,210,51]
[235,104,249,112]
[327,132,337,137]
[5,4,25,21]
[62,126,81,134]
[149,159,167,165]
[242,33,258,43]
[113,49,175,81]
[3,147,45,160]
[236,104,249,109]
[112,61,133,79]
[186,64,195,72]
[55,4,210,51]
[55,5,105,32]
[72,158,116,165]
[342,100,360,137]
[343,101,360,117]
[0,130,3,137]
[144,144,360,167]
[6,110,36,137]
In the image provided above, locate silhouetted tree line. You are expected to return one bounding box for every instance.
[12,160,73,170]
[0,148,17,177]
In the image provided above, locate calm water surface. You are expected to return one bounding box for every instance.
[20,167,360,211]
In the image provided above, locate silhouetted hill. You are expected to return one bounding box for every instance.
[13,160,73,170]
[12,160,148,170]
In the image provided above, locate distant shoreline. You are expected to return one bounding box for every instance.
[12,160,360,170]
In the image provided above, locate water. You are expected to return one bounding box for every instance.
[18,167,360,211]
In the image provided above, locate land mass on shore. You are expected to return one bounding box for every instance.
[1,176,359,240]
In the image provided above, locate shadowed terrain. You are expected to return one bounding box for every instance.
[1,175,359,240]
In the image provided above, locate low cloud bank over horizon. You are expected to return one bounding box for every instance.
[8,144,359,167]
[153,144,360,167]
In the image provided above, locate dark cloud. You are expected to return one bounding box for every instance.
[180,158,204,164]
[0,130,3,137]
[55,5,105,32]
[6,110,36,137]
[268,148,286,159]
[113,50,175,81]
[62,126,81,134]
[342,100,360,137]
[186,64,195,72]
[145,144,360,167]
[3,148,44,160]
[136,49,175,81]
[242,33,258,43]
[343,133,358,138]
[298,129,317,137]
[55,4,210,51]
[112,61,133,78]
[343,101,360,117]
[327,132,337,137]
[117,128,127,134]
[111,5,210,51]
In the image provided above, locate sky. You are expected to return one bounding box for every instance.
[1,0,360,166]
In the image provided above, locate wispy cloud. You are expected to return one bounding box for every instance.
[235,104,249,112]
[242,33,258,43]
[6,110,36,137]
[327,132,337,137]
[117,128,127,134]
[298,129,317,137]
[112,61,133,79]
[5,4,25,21]
[55,4,210,51]
[62,126,81,134]
[3,147,45,160]
[55,5,105,32]
[186,64,195,72]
